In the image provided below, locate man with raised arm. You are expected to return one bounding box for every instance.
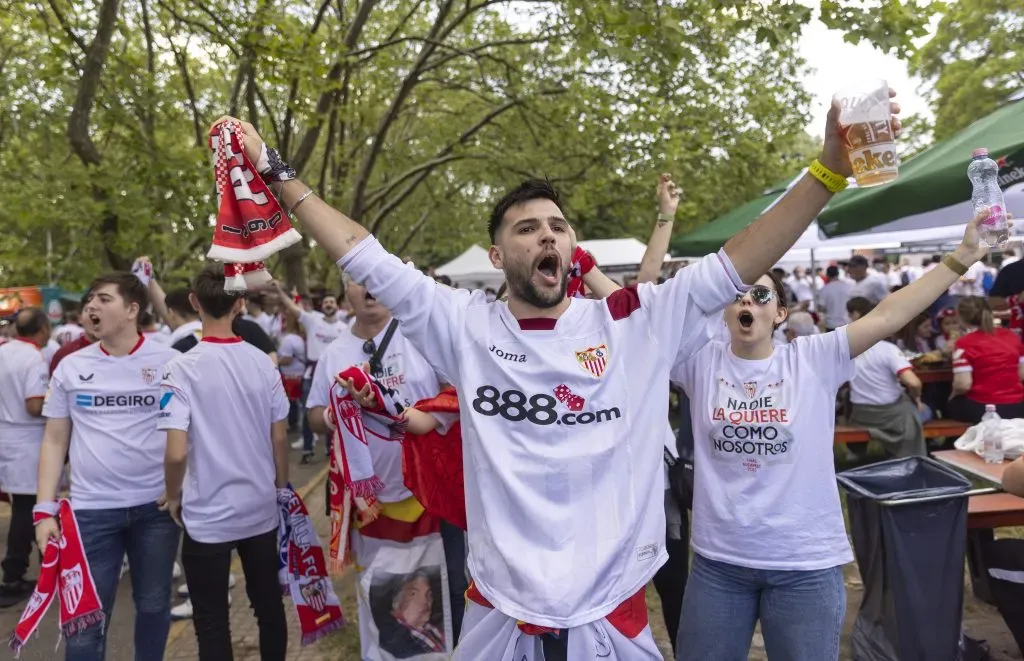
[214,93,899,658]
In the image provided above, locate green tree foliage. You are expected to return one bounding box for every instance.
[912,0,1024,140]
[0,0,930,290]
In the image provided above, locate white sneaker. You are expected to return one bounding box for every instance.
[290,439,304,450]
[170,595,232,620]
[172,562,182,580]
[177,573,236,598]
[170,599,193,620]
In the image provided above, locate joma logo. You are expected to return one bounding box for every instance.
[489,344,526,363]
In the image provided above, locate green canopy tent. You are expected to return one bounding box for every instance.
[818,99,1024,237]
[670,186,788,256]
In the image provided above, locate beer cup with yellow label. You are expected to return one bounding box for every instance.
[833,80,899,187]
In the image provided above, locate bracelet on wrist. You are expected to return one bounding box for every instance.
[657,213,675,224]
[942,253,969,276]
[808,158,849,193]
[288,188,315,216]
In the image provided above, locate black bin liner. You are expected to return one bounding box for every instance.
[837,456,972,661]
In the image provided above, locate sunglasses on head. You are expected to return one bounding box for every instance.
[736,285,775,305]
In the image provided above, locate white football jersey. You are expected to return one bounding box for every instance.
[43,336,178,510]
[0,340,49,494]
[158,337,289,543]
[340,237,744,628]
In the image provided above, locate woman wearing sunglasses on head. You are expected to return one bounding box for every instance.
[670,209,1004,661]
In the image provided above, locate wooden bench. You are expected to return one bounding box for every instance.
[834,419,972,444]
[968,492,1024,530]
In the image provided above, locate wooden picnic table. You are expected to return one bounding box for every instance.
[933,449,1024,602]
[932,449,1013,485]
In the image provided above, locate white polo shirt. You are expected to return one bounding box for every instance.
[0,340,49,494]
[43,337,178,509]
[157,337,289,543]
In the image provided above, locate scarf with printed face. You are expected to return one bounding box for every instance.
[327,366,406,572]
[566,246,596,299]
[10,501,104,656]
[276,486,345,645]
[401,387,467,530]
[207,120,301,291]
[130,258,152,287]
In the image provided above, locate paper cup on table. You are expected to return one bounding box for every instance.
[834,79,899,188]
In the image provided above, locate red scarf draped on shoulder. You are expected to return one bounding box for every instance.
[402,387,467,530]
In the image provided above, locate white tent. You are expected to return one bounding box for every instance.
[435,237,680,288]
[577,238,675,273]
[433,244,504,289]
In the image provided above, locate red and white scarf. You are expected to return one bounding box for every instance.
[326,366,406,572]
[567,246,596,299]
[208,120,301,291]
[276,486,344,645]
[10,501,104,656]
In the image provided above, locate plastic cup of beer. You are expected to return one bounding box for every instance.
[833,79,898,187]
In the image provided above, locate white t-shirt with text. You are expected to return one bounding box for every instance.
[339,236,745,628]
[850,340,912,406]
[299,310,349,363]
[43,337,178,509]
[307,322,441,504]
[157,337,289,543]
[0,340,49,494]
[671,328,856,572]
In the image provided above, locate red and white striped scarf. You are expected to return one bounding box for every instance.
[276,486,344,645]
[326,366,406,572]
[9,501,104,656]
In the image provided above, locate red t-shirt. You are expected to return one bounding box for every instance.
[49,335,94,375]
[952,328,1024,404]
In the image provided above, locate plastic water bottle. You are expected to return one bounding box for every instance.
[968,148,1009,249]
[981,404,1004,464]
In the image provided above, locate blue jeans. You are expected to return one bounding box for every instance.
[301,376,315,453]
[65,502,180,661]
[676,553,845,661]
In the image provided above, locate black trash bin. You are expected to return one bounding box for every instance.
[837,456,974,661]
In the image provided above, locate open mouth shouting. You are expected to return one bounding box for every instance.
[737,310,755,331]
[535,252,561,287]
[88,313,102,330]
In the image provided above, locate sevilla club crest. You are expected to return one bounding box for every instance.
[61,564,84,614]
[575,344,609,378]
[300,578,327,612]
[141,368,158,386]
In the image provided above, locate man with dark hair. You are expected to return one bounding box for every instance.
[159,265,290,658]
[243,294,274,337]
[217,95,897,656]
[0,307,51,605]
[164,288,203,346]
[36,272,181,659]
[817,265,853,331]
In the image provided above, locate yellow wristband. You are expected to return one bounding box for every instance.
[942,254,968,277]
[808,159,849,193]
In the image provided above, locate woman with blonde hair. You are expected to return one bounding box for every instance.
[949,296,1024,423]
